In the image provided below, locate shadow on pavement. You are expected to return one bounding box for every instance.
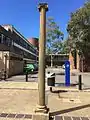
[50,104,90,116]
[9,71,38,77]
[28,76,38,78]
[51,90,67,93]
[83,87,90,90]
[56,73,65,75]
[55,83,78,87]
[1,79,13,81]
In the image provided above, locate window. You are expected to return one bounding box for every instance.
[3,35,6,44]
[12,40,14,45]
[2,35,11,46]
[7,37,12,46]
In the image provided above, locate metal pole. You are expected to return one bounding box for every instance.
[4,54,7,80]
[36,3,48,113]
[26,72,28,82]
[50,87,52,92]
[78,75,82,90]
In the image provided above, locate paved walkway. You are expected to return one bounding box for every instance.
[0,82,38,90]
[0,82,89,119]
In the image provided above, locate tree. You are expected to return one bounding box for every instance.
[46,17,64,54]
[60,40,69,54]
[67,1,90,71]
[67,2,90,55]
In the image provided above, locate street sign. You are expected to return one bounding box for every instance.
[65,60,70,86]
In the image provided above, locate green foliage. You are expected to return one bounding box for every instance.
[46,17,64,54]
[67,2,90,56]
[60,40,69,54]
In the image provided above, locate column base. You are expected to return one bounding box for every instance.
[35,105,49,113]
[32,113,50,120]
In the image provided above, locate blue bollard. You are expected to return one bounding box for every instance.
[65,61,70,86]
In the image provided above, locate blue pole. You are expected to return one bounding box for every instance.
[65,61,70,86]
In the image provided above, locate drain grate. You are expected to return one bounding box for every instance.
[55,116,90,120]
[55,116,63,120]
[0,113,8,117]
[64,116,72,120]
[24,114,32,119]
[72,117,81,120]
[81,117,90,120]
[0,113,32,119]
[15,114,25,118]
[0,113,89,120]
[7,113,16,118]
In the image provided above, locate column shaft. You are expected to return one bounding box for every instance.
[38,8,46,106]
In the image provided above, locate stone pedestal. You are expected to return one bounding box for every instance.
[32,113,49,120]
[35,105,49,113]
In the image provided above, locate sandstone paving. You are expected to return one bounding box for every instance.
[48,91,90,117]
[0,82,90,118]
[0,82,38,90]
[0,89,38,114]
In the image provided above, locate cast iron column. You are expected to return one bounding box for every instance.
[37,3,48,113]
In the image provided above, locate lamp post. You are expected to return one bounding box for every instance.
[36,3,48,113]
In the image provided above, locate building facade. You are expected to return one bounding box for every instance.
[0,25,38,78]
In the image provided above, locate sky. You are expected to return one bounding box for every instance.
[0,0,86,40]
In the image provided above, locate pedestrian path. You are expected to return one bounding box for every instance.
[0,82,38,90]
[0,82,90,118]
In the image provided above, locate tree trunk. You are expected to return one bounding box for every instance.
[51,54,53,67]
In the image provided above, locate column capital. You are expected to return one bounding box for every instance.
[38,3,48,12]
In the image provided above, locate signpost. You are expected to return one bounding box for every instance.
[65,61,70,86]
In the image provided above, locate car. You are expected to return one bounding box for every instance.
[23,63,38,73]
